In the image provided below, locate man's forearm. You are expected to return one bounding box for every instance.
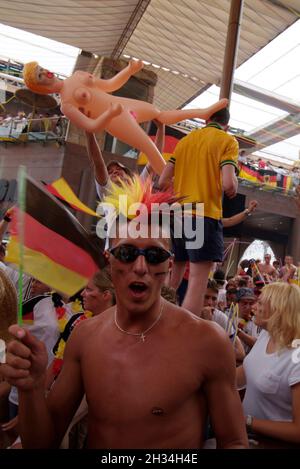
[251,417,300,444]
[85,133,108,185]
[19,385,56,448]
[238,329,256,348]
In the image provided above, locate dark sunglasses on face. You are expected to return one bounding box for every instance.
[109,244,172,265]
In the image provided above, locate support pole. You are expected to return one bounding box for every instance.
[219,0,244,102]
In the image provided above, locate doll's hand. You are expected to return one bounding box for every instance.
[129,59,143,74]
[109,103,123,118]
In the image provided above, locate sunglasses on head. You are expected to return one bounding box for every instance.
[109,244,172,265]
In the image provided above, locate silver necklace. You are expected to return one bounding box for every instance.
[114,302,164,342]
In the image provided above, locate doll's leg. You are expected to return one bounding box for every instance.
[106,111,166,175]
[157,98,228,125]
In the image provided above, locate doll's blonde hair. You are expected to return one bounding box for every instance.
[23,62,52,94]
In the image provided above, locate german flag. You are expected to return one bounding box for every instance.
[138,125,186,166]
[239,163,259,183]
[6,176,105,296]
[282,175,293,192]
[257,169,277,187]
[45,178,99,217]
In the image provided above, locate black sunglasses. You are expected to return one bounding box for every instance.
[109,244,172,265]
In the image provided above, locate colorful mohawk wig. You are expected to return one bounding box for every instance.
[101,175,182,220]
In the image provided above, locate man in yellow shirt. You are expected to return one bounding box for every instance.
[159,108,238,314]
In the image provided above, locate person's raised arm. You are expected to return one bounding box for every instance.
[94,60,143,93]
[158,162,174,190]
[85,133,108,186]
[61,102,123,134]
[202,324,248,448]
[142,120,165,178]
[223,200,258,228]
[222,164,238,199]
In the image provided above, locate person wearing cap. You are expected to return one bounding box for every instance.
[85,119,165,201]
[87,122,165,249]
[236,287,260,355]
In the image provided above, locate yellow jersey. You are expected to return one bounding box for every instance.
[169,124,239,220]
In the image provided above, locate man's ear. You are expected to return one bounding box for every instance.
[102,290,112,301]
[168,256,174,272]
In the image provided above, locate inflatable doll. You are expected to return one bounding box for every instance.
[23,60,228,175]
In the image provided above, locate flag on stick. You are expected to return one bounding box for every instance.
[6,175,105,296]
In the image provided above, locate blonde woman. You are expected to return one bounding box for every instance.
[236,282,300,443]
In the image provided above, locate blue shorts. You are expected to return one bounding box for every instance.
[171,216,223,262]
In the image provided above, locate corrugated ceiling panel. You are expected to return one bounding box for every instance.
[123,0,297,109]
[0,0,142,55]
[0,0,297,110]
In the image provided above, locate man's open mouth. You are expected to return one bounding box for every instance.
[129,282,148,294]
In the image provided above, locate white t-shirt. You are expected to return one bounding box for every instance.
[9,295,69,405]
[243,330,300,421]
[212,309,234,336]
[0,262,31,300]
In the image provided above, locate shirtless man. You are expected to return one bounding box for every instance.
[1,217,247,449]
[23,60,228,175]
[258,254,277,282]
[279,255,297,282]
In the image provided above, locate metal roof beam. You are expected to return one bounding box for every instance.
[233,79,300,114]
[111,0,151,59]
[220,0,244,102]
[248,112,300,149]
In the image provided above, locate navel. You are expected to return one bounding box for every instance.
[151,407,165,416]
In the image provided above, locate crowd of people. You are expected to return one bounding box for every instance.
[0,111,65,137]
[0,77,300,450]
[238,150,300,193]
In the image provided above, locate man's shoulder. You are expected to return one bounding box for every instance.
[64,309,112,357]
[167,304,229,347]
[72,309,111,334]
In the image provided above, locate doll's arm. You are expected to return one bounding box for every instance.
[95,60,143,93]
[61,102,123,133]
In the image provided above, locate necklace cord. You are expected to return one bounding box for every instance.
[114,302,164,340]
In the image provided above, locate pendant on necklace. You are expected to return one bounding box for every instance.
[141,333,146,342]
